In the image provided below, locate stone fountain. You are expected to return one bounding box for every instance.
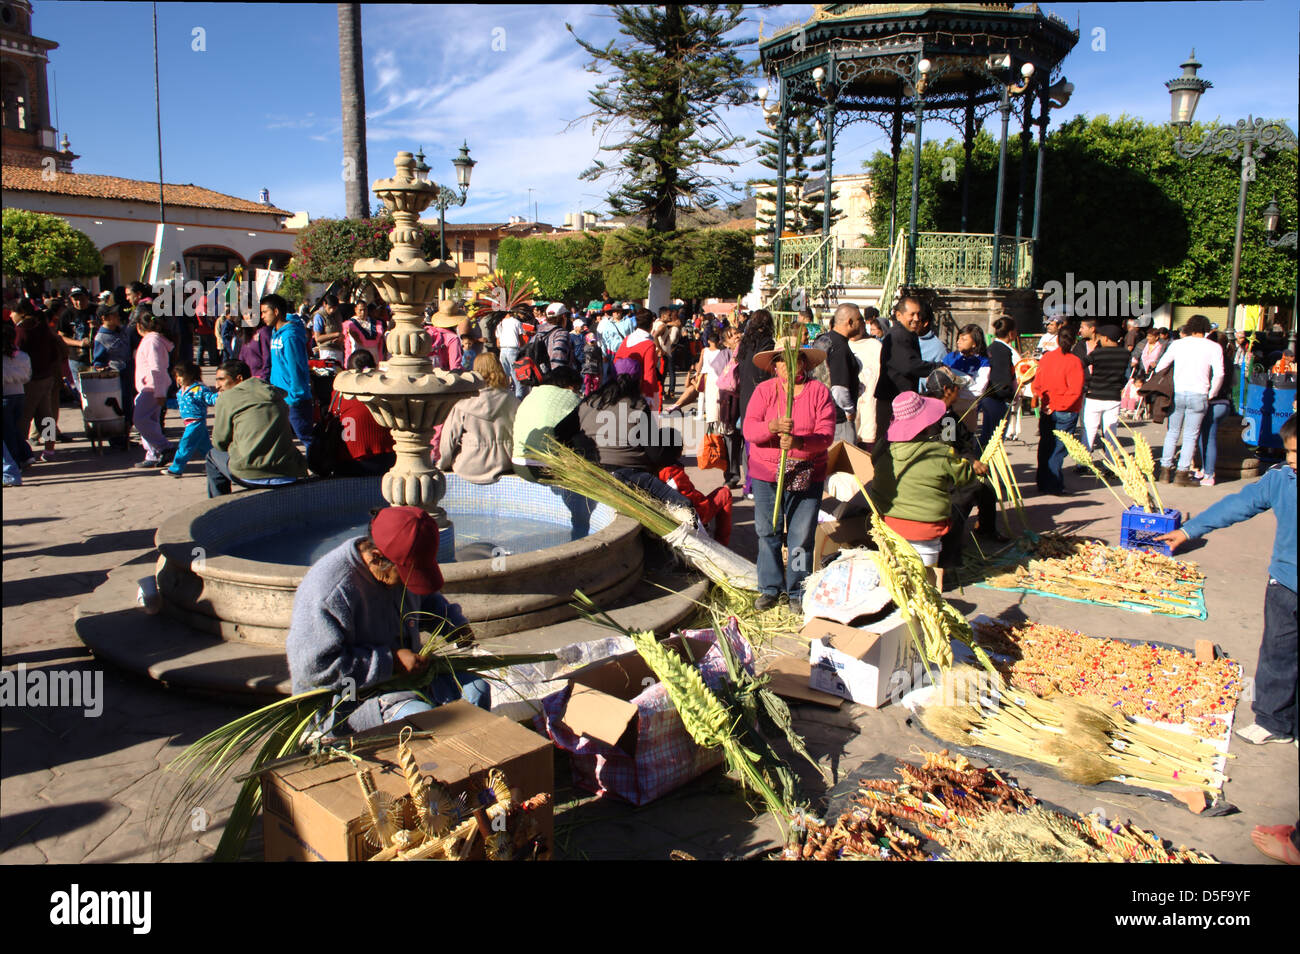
[333,151,479,549]
[73,151,707,716]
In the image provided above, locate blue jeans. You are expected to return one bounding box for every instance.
[1161,391,1208,472]
[499,347,523,398]
[751,478,822,600]
[1036,409,1078,494]
[343,673,492,734]
[2,393,31,468]
[1197,400,1230,478]
[168,421,212,473]
[287,398,315,453]
[979,396,1008,446]
[2,439,19,485]
[1254,579,1298,738]
[205,447,300,497]
[612,467,691,510]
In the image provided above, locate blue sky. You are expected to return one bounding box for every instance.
[32,2,1299,224]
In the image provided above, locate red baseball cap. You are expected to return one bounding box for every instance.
[369,506,443,594]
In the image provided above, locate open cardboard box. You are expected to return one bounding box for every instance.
[813,517,873,568]
[536,632,730,805]
[821,440,875,520]
[561,634,714,749]
[261,701,553,861]
[805,615,915,708]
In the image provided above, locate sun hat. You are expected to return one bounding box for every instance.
[369,506,443,595]
[427,298,466,329]
[886,392,947,443]
[545,302,569,318]
[752,337,827,373]
[70,286,89,297]
[572,318,586,331]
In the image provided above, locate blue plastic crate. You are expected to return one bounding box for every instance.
[1120,506,1182,556]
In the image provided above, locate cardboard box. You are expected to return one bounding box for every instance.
[813,517,873,568]
[760,655,844,708]
[821,440,876,519]
[534,629,743,805]
[805,616,915,708]
[261,701,553,862]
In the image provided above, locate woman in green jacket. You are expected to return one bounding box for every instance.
[871,391,989,588]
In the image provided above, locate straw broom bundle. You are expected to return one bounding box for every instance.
[1055,429,1128,507]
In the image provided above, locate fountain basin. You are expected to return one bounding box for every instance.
[154,475,644,645]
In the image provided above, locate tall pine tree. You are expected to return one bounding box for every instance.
[569,5,754,310]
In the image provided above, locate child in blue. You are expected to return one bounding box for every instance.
[164,361,218,477]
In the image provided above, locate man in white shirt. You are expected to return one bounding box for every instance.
[495,310,525,398]
[1035,313,1063,357]
[1153,313,1224,484]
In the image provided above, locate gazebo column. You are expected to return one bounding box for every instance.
[821,88,835,291]
[1031,86,1050,289]
[774,83,789,276]
[905,89,924,285]
[1008,85,1029,287]
[961,99,975,234]
[888,97,902,258]
[991,84,1012,288]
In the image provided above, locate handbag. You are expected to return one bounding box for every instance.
[306,392,346,477]
[698,425,728,470]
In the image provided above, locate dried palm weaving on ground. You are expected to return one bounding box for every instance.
[916,666,1230,798]
[969,531,1206,617]
[781,750,1216,862]
[971,619,1242,740]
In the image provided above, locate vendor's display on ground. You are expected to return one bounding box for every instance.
[971,619,1243,740]
[970,532,1207,618]
[260,702,553,862]
[782,751,1217,862]
[907,665,1232,803]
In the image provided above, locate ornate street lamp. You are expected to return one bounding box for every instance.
[990,59,1034,287]
[1262,195,1297,250]
[430,140,476,296]
[1165,53,1297,331]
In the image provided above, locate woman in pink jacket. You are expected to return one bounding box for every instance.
[133,314,175,468]
[742,338,836,614]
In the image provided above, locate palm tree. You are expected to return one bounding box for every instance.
[338,3,369,219]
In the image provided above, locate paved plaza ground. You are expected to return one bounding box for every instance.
[1,375,1296,864]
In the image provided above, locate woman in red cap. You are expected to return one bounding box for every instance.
[870,391,990,589]
[286,505,489,735]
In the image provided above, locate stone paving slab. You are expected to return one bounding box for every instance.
[2,398,1296,864]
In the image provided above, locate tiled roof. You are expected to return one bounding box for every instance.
[420,221,556,233]
[1,166,291,215]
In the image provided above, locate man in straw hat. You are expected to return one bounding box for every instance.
[742,338,836,614]
[287,505,489,736]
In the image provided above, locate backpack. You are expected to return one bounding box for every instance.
[581,334,605,377]
[513,327,553,385]
[306,392,346,477]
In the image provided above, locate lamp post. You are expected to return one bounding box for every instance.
[1165,52,1298,333]
[1262,196,1297,250]
[424,141,476,297]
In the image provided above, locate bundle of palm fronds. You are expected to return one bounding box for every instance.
[919,667,1228,797]
[1055,427,1165,513]
[573,590,824,843]
[155,617,556,862]
[770,333,801,534]
[530,435,677,536]
[530,435,758,589]
[979,416,1033,538]
[854,477,997,682]
[695,580,805,651]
